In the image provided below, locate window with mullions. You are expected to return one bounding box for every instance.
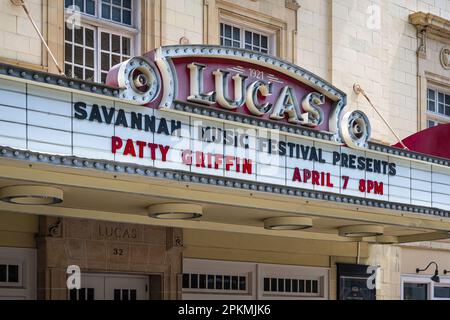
[65,0,96,16]
[263,277,320,296]
[427,119,442,128]
[220,23,270,54]
[182,273,247,292]
[101,0,133,26]
[428,88,450,117]
[0,263,21,286]
[100,32,131,83]
[64,0,137,83]
[427,88,450,129]
[65,0,132,26]
[244,30,268,53]
[65,25,96,81]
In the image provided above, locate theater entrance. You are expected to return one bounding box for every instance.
[69,273,149,300]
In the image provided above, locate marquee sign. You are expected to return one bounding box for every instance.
[0,45,449,214]
[106,45,370,149]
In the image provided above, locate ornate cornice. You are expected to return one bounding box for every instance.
[409,12,450,39]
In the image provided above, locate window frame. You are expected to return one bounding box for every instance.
[219,17,277,56]
[182,258,329,300]
[427,87,450,126]
[0,247,36,299]
[64,0,140,83]
[182,259,255,299]
[257,263,328,300]
[0,260,23,288]
[401,275,450,300]
[98,0,134,27]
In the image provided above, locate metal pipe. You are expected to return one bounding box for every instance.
[353,83,409,150]
[11,0,64,75]
[356,241,361,264]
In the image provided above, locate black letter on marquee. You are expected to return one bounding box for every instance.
[89,104,102,123]
[115,109,128,128]
[332,151,341,165]
[74,102,87,120]
[389,163,396,176]
[131,112,142,130]
[102,106,115,124]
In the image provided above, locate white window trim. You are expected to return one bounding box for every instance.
[257,263,329,300]
[0,247,36,300]
[219,19,276,56]
[64,0,141,83]
[182,258,256,300]
[97,26,134,82]
[0,259,24,288]
[401,274,450,300]
[68,272,149,300]
[427,87,450,124]
[182,258,329,300]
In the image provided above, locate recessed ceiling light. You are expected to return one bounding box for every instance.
[338,225,384,238]
[148,203,203,220]
[375,235,398,244]
[0,185,63,205]
[264,216,313,230]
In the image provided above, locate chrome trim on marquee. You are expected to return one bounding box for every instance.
[152,45,347,143]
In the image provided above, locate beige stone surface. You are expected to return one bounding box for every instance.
[36,217,183,300]
[0,0,43,66]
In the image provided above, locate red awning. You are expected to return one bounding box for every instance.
[393,123,450,160]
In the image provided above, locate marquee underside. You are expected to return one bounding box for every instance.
[0,155,448,244]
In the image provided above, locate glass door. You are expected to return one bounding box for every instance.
[69,273,148,300]
[105,275,148,300]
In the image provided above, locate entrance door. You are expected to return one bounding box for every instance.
[105,275,148,300]
[69,273,148,300]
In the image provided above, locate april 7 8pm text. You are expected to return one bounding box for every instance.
[177,304,272,318]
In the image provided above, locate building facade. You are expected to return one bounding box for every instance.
[0,0,449,300]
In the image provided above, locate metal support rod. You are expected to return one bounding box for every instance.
[353,83,409,150]
[11,0,64,75]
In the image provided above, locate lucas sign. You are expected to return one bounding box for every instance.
[106,45,363,146]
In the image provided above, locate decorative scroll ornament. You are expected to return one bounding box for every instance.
[340,110,372,149]
[48,219,63,238]
[441,47,450,70]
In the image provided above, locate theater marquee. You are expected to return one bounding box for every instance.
[0,45,449,213]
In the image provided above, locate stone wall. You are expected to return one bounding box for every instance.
[36,216,183,300]
[0,0,42,67]
[364,244,401,300]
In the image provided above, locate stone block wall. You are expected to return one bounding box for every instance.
[36,216,183,300]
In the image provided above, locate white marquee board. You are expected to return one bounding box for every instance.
[0,78,449,211]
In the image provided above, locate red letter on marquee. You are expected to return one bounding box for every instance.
[111,136,123,154]
[123,139,136,157]
[303,169,311,183]
[243,159,252,174]
[159,145,170,162]
[225,156,234,171]
[136,141,146,158]
[182,150,193,165]
[292,167,302,182]
[374,181,383,195]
